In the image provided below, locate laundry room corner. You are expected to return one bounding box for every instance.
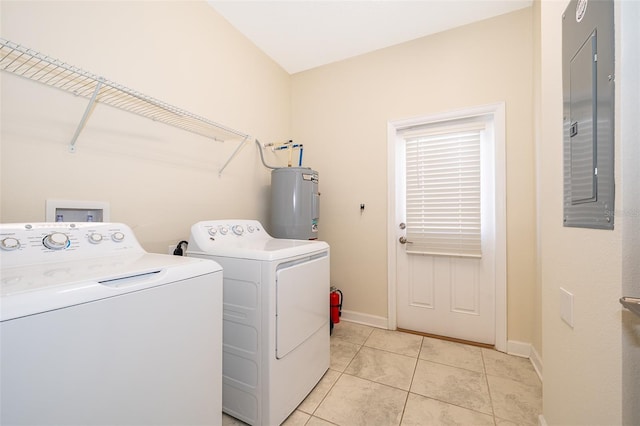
[0,0,292,252]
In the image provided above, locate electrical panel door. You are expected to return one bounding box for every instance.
[562,0,614,229]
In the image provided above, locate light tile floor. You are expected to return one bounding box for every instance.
[223,321,542,426]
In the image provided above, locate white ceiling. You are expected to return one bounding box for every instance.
[208,0,532,74]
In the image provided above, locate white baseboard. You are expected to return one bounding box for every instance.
[529,345,543,381]
[538,414,548,426]
[506,340,531,358]
[507,340,543,382]
[339,310,388,329]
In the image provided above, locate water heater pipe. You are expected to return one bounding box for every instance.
[273,141,303,168]
[256,139,279,170]
[272,142,304,152]
[256,139,304,170]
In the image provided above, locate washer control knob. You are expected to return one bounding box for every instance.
[232,225,244,236]
[247,225,255,233]
[43,232,70,250]
[208,228,217,237]
[0,237,20,251]
[88,233,103,244]
[218,226,229,235]
[111,232,125,242]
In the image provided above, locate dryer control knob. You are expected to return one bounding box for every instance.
[43,232,70,250]
[247,225,255,233]
[0,237,20,251]
[111,232,125,242]
[232,225,244,236]
[218,226,229,235]
[208,228,217,237]
[88,233,103,244]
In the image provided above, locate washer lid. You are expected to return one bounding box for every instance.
[0,253,222,322]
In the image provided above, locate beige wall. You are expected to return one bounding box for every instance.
[0,0,291,253]
[292,8,537,343]
[539,1,640,425]
[532,0,543,364]
[620,2,640,423]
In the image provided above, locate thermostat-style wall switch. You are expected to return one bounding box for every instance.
[45,200,110,222]
[562,0,614,229]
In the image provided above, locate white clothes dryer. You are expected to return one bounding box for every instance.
[187,220,330,426]
[0,222,223,426]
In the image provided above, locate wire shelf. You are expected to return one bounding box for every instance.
[0,38,250,153]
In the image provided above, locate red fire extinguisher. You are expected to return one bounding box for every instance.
[330,286,343,325]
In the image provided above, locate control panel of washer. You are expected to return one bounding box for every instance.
[0,222,144,268]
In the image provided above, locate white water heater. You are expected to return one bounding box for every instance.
[270,167,319,240]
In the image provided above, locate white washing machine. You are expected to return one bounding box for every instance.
[187,220,330,426]
[0,222,223,426]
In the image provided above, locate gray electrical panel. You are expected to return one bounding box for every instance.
[563,0,614,229]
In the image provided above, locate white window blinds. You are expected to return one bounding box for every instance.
[401,117,485,257]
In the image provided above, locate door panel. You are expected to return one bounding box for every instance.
[451,257,480,315]
[408,255,435,309]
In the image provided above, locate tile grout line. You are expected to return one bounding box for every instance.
[359,343,423,360]
[410,337,499,421]
[303,327,375,426]
[480,347,498,424]
[301,369,341,426]
[398,335,424,425]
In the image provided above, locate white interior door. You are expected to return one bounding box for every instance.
[388,105,506,347]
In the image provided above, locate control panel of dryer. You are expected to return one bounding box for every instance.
[187,219,328,261]
[194,220,270,242]
[0,222,144,268]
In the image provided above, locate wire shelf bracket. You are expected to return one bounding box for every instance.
[68,78,103,153]
[0,38,251,171]
[218,135,251,176]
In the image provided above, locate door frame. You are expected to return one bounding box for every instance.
[386,102,507,352]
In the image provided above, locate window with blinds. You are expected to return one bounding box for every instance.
[401,117,485,257]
